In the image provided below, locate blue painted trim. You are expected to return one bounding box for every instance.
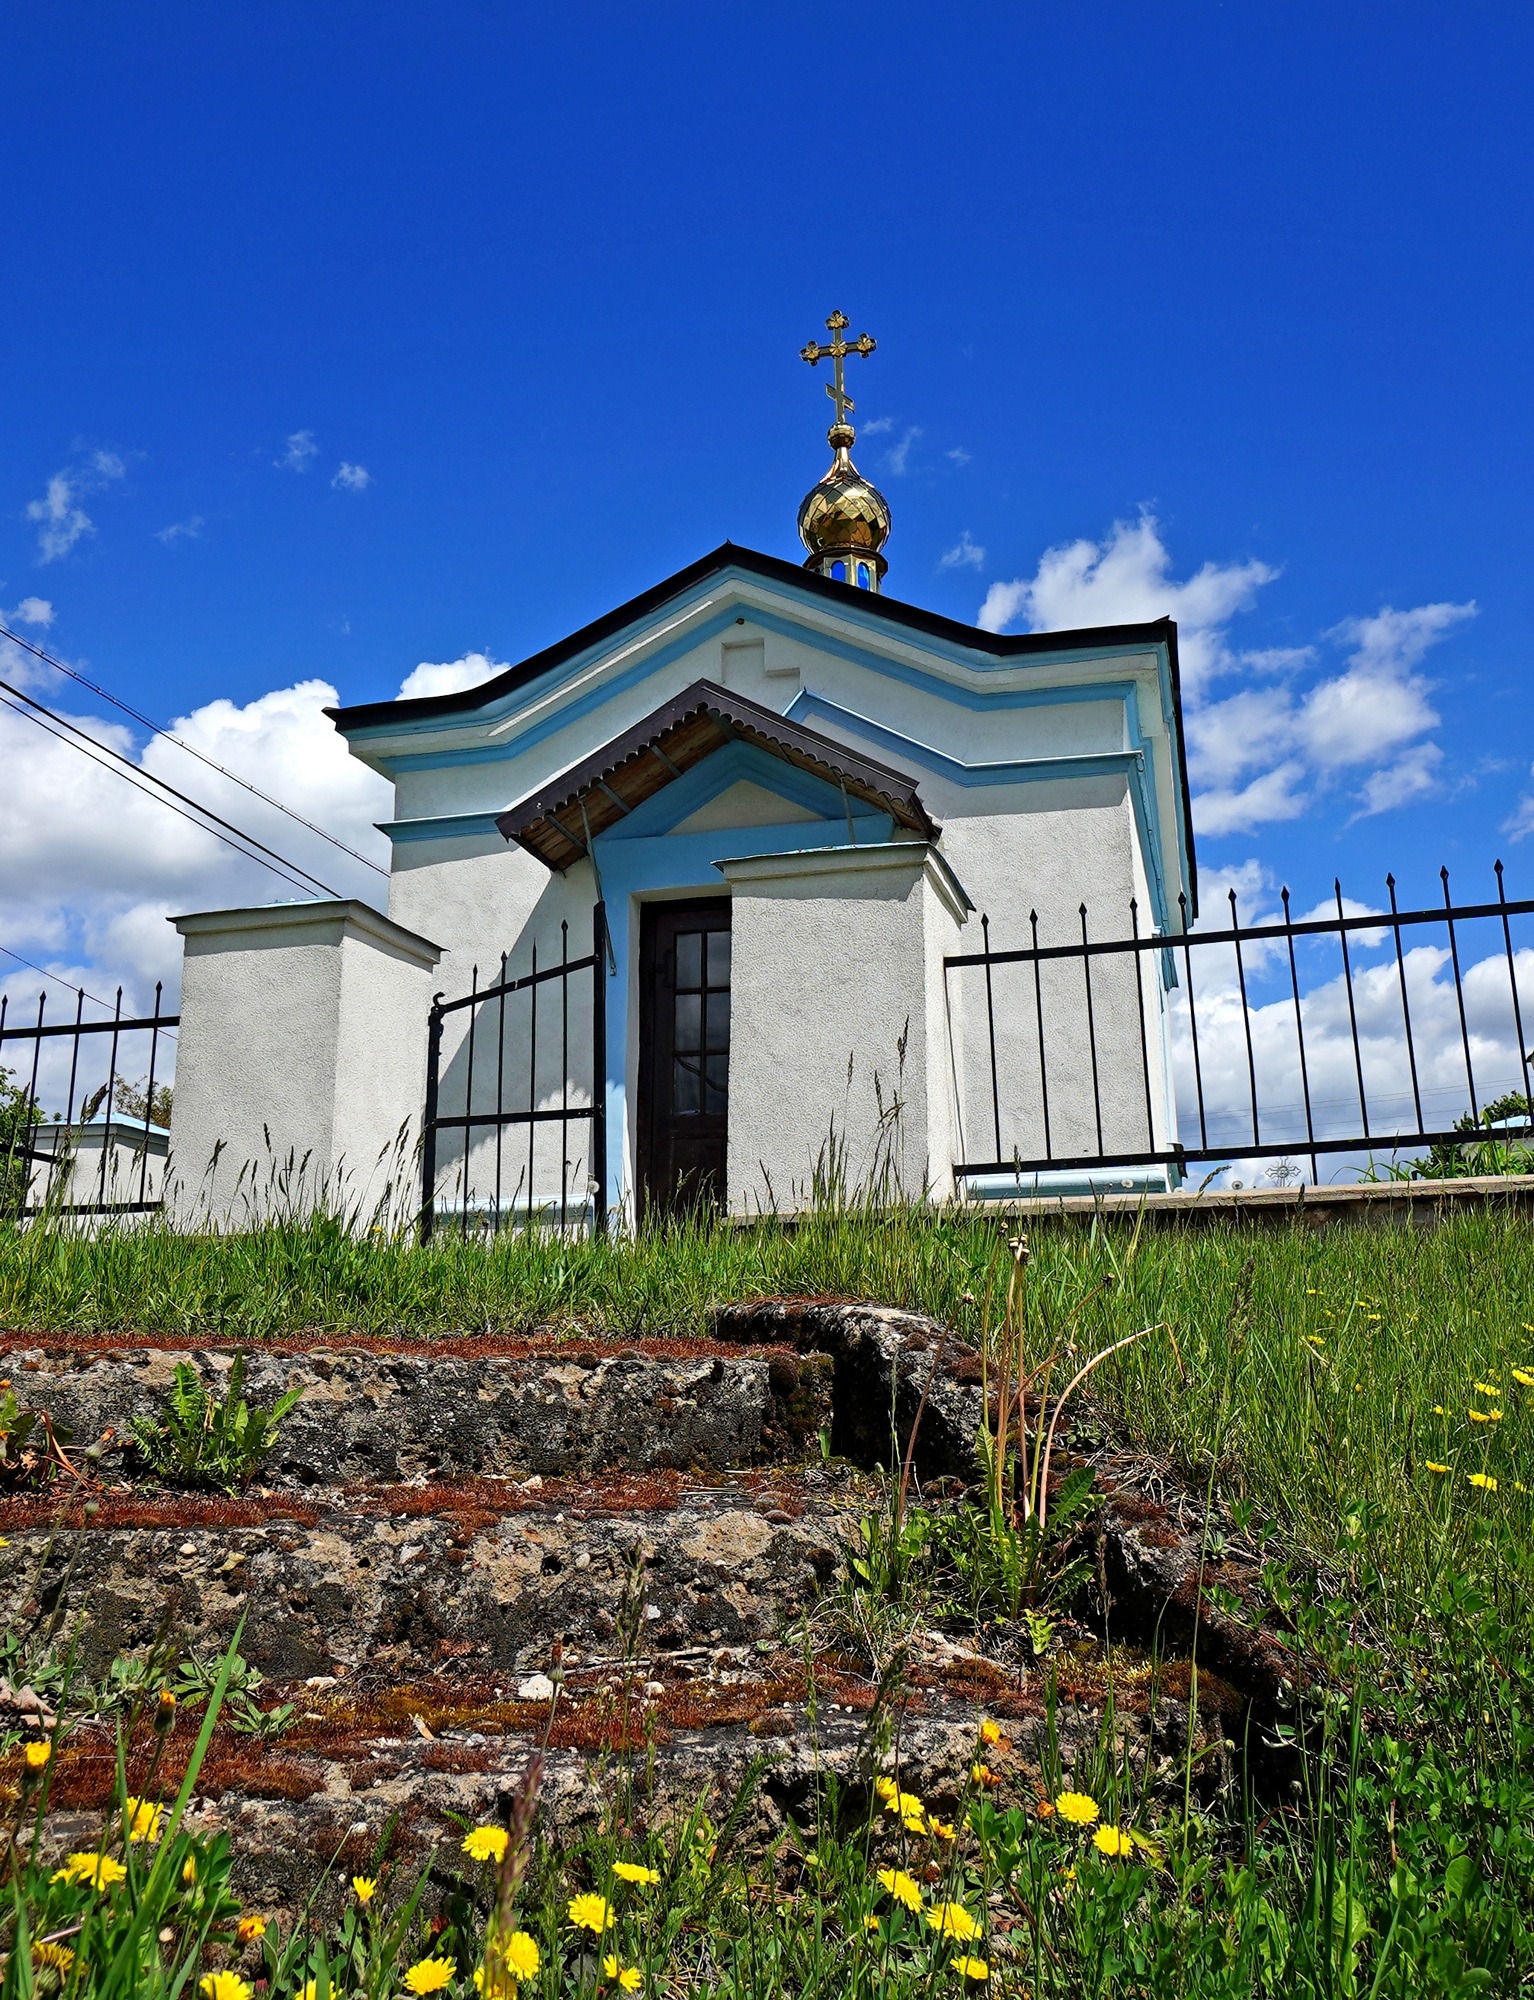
[786,689,1169,932]
[606,738,876,840]
[379,811,506,843]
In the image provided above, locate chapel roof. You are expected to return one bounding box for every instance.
[497,679,939,872]
[324,542,1185,732]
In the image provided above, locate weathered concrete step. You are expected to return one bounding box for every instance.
[0,1470,866,1682]
[0,1341,835,1483]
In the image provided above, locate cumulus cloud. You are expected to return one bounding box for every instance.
[0,679,391,1019]
[25,451,126,563]
[939,531,985,572]
[980,513,1476,836]
[332,463,371,492]
[155,516,204,545]
[277,431,317,471]
[396,652,506,702]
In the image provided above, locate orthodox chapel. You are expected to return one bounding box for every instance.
[168,316,1196,1225]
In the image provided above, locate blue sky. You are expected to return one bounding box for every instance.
[3,0,1533,1022]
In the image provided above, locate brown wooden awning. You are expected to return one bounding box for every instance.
[497,680,938,871]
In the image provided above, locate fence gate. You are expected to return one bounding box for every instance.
[420,903,607,1238]
[947,863,1534,1189]
[0,983,179,1216]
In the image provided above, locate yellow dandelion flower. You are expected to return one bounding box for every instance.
[352,1876,377,1903]
[182,1856,198,1885]
[52,1852,127,1890]
[1426,1461,1451,1474]
[1475,1382,1501,1397]
[1510,1367,1534,1387]
[873,1775,898,1802]
[612,1861,660,1885]
[601,1958,642,1992]
[1053,1790,1099,1825]
[236,1914,267,1943]
[298,1983,317,2000]
[929,1817,956,1841]
[462,1825,510,1864]
[1469,1410,1494,1423]
[883,1788,924,1819]
[1469,1472,1499,1491]
[501,1933,540,1982]
[953,1957,990,1982]
[1093,1824,1134,1857]
[403,1957,455,1995]
[970,1763,1000,1787]
[32,1942,75,1972]
[199,1976,252,2000]
[902,1814,927,1836]
[926,1902,981,1942]
[979,1718,1002,1745]
[568,1893,614,1933]
[1433,1405,1448,1415]
[863,1916,881,1933]
[876,1867,923,1912]
[23,1741,51,1769]
[124,1796,164,1843]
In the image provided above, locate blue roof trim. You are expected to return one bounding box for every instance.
[378,810,507,844]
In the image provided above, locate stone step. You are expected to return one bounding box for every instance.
[0,1469,865,1683]
[0,1340,835,1484]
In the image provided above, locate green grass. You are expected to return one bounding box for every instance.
[4,1204,1532,1611]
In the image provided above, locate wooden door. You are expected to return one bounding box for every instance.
[637,899,731,1219]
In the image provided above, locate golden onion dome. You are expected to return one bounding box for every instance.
[797,424,891,583]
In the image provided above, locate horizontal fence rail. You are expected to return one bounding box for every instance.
[948,862,1534,1191]
[420,902,607,1239]
[0,983,179,1215]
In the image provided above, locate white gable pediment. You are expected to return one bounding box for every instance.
[667,778,824,835]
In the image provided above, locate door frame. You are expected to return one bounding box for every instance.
[635,894,732,1221]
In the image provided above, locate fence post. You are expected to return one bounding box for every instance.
[419,994,444,1243]
[591,901,608,1237]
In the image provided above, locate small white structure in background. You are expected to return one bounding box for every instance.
[27,1114,169,1212]
[166,315,1196,1226]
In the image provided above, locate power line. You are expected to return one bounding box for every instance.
[0,684,336,900]
[0,620,389,878]
[0,945,179,1042]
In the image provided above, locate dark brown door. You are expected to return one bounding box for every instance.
[638,899,731,1219]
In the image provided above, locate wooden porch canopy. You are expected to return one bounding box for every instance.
[497,679,938,872]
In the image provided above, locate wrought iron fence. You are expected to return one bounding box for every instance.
[0,983,179,1215]
[420,903,608,1238]
[947,863,1534,1190]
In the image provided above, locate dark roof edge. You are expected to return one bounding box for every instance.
[324,542,1183,733]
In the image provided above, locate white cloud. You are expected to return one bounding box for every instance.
[9,597,54,628]
[882,427,922,476]
[332,463,371,492]
[25,452,126,563]
[0,679,391,1019]
[1505,766,1534,844]
[946,447,972,467]
[277,431,317,471]
[155,516,204,545]
[396,652,506,701]
[983,513,1477,834]
[977,511,1276,692]
[939,531,985,572]
[861,417,894,435]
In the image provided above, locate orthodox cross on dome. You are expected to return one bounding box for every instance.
[800,310,876,432]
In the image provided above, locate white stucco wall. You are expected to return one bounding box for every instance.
[718,843,969,1213]
[167,900,442,1227]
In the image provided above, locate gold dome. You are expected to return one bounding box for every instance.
[797,425,891,585]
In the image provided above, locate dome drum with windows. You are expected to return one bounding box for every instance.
[797,313,891,592]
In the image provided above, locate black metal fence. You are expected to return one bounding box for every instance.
[0,983,179,1215]
[420,903,608,1238]
[948,863,1534,1189]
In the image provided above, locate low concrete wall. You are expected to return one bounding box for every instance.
[166,900,442,1226]
[981,1174,1534,1227]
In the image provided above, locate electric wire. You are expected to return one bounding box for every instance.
[0,684,335,900]
[0,620,389,878]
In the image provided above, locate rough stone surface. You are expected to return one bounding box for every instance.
[0,1474,859,1681]
[0,1344,834,1484]
[712,1299,985,1479]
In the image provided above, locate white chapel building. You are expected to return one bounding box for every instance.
[168,319,1196,1227]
